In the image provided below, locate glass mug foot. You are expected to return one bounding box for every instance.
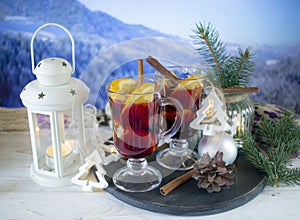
[113,158,162,192]
[156,139,198,170]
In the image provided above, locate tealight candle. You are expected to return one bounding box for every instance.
[45,140,73,169]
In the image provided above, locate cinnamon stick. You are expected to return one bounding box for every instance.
[146,55,179,80]
[160,169,195,196]
[138,59,144,85]
[221,87,259,94]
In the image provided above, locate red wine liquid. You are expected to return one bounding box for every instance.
[109,97,160,158]
[162,86,203,139]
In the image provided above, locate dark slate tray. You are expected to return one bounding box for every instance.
[104,152,267,216]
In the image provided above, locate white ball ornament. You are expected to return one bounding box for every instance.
[197,131,238,164]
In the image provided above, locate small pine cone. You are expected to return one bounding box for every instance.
[193,151,235,193]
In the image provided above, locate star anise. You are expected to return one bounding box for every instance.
[193,151,235,193]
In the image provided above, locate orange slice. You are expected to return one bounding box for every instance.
[120,83,156,116]
[109,78,138,93]
[125,83,156,106]
[177,74,204,90]
[109,78,138,101]
[131,83,156,94]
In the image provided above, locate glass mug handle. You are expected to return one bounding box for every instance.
[159,97,184,141]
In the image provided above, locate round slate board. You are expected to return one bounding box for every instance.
[104,152,267,216]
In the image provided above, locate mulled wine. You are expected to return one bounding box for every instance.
[161,76,203,139]
[108,96,159,158]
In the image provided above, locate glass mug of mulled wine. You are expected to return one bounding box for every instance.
[106,76,183,192]
[156,66,205,170]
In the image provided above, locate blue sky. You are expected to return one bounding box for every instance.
[79,0,300,46]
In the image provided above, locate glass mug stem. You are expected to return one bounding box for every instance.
[169,139,188,155]
[126,158,148,175]
[157,138,197,170]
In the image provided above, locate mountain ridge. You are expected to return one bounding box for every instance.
[1,0,299,59]
[0,0,299,112]
[0,0,173,43]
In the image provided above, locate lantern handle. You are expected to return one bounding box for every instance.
[30,23,75,74]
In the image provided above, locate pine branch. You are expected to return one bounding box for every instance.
[191,22,229,81]
[278,167,300,186]
[234,47,255,87]
[242,133,273,176]
[191,22,255,88]
[256,111,300,154]
[241,111,300,187]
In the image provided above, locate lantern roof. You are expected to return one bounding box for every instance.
[20,77,90,111]
[34,58,73,86]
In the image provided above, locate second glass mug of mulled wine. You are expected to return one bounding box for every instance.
[155,66,206,170]
[106,76,183,192]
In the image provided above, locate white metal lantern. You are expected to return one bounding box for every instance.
[20,23,90,187]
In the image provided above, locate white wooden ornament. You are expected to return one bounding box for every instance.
[190,90,233,136]
[190,89,238,164]
[72,147,121,192]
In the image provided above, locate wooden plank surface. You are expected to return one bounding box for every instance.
[0,130,300,220]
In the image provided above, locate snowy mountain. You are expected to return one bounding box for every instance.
[0,0,191,108]
[0,0,166,40]
[0,0,299,112]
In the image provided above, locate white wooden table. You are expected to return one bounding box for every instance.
[1,129,300,220]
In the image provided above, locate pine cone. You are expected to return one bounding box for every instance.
[193,151,235,193]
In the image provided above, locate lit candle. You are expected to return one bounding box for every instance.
[45,141,73,169]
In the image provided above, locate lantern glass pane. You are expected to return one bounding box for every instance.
[33,111,81,176]
[58,111,81,176]
[33,113,54,173]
